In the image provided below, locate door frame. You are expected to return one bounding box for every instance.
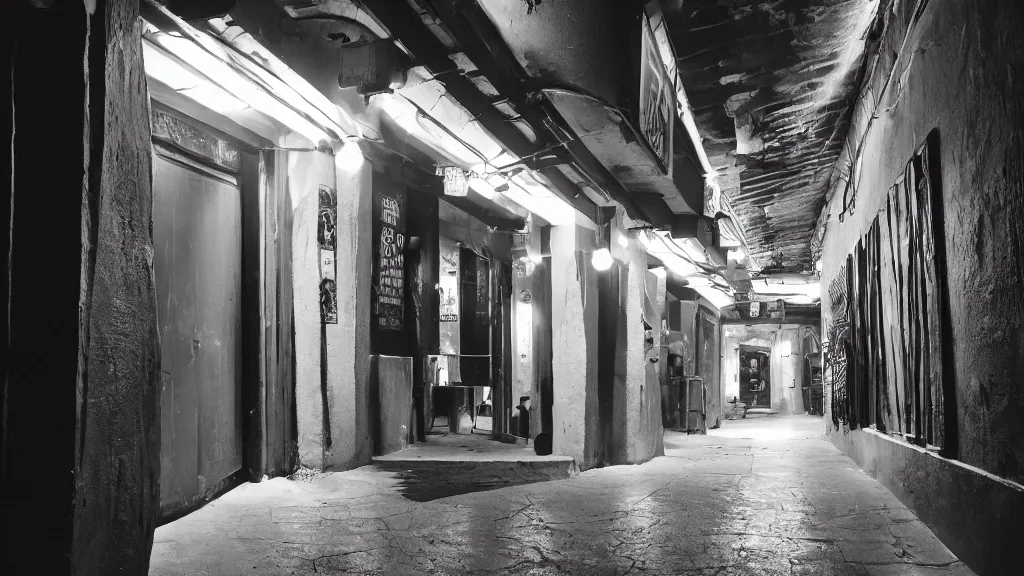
[150,100,284,524]
[738,345,772,409]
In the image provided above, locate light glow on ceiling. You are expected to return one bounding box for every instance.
[146,33,330,144]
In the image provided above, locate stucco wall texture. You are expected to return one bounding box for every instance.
[820,0,1024,486]
[819,0,1024,572]
[290,149,373,471]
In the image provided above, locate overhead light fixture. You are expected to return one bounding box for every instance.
[337,140,364,171]
[148,33,331,145]
[727,247,746,262]
[592,248,613,271]
[178,83,247,113]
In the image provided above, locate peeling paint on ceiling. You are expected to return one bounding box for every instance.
[664,0,883,274]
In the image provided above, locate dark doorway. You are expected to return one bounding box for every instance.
[739,346,771,408]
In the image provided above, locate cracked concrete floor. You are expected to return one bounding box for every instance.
[150,415,974,575]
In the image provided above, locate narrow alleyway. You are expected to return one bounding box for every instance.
[150,415,971,575]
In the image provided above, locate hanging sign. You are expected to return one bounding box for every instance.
[437,165,469,197]
[639,11,674,173]
[749,301,761,318]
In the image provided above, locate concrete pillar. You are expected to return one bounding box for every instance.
[289,145,373,470]
[642,268,667,457]
[609,238,663,464]
[330,150,373,468]
[3,2,160,573]
[549,225,600,468]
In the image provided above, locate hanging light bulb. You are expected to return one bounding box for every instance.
[592,248,613,271]
[337,140,364,171]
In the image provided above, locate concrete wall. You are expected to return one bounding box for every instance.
[3,2,160,573]
[818,1,1024,572]
[289,147,373,471]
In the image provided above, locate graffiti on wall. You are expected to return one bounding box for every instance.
[373,188,406,332]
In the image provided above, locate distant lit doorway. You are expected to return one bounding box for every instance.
[739,346,771,409]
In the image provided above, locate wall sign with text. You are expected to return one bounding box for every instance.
[373,187,406,332]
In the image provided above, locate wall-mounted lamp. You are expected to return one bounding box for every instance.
[592,248,613,271]
[337,140,364,171]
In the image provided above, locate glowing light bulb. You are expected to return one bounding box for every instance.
[727,248,746,262]
[337,140,364,171]
[591,248,613,271]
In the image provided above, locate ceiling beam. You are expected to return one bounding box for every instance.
[361,0,600,223]
[419,0,673,229]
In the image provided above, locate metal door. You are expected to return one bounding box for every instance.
[154,147,243,519]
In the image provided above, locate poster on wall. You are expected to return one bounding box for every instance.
[439,245,460,323]
[373,187,406,332]
[320,279,338,323]
[318,185,338,324]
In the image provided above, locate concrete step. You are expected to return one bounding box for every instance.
[371,435,577,501]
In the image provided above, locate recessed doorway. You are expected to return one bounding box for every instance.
[739,346,771,409]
